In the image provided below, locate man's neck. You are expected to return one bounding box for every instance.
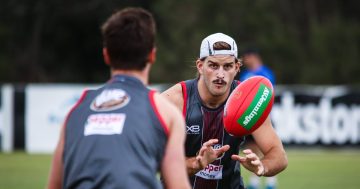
[197,78,230,109]
[111,64,150,85]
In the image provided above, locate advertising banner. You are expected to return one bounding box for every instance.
[24,84,360,154]
[25,84,98,153]
[272,86,360,145]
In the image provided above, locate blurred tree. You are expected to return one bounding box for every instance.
[0,0,359,84]
[0,0,149,83]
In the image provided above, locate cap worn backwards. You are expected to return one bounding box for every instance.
[199,33,238,59]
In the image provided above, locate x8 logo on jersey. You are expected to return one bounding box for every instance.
[186,125,200,134]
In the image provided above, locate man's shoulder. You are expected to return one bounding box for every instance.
[162,83,182,96]
[163,79,197,96]
[161,82,185,111]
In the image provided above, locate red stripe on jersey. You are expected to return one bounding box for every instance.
[64,90,88,128]
[149,90,169,136]
[180,81,187,117]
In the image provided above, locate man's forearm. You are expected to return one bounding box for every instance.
[186,157,203,176]
[261,146,288,177]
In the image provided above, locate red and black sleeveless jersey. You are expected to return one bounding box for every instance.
[180,78,245,189]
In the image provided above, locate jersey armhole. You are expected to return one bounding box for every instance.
[180,81,187,117]
[64,90,88,128]
[149,90,169,136]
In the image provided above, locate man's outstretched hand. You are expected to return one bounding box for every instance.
[196,139,230,169]
[231,149,265,176]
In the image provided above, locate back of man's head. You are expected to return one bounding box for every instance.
[101,7,156,70]
[241,47,263,69]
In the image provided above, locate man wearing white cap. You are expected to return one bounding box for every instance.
[162,33,287,189]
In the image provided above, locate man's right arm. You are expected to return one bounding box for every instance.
[161,84,230,176]
[47,124,65,189]
[162,84,203,176]
[153,92,190,189]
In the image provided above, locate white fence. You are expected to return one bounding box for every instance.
[1,84,359,154]
[0,85,14,152]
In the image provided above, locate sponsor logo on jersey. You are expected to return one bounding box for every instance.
[84,113,126,136]
[186,125,200,134]
[195,164,223,180]
[90,89,130,112]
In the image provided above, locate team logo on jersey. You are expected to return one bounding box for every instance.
[186,125,200,134]
[90,89,130,112]
[195,164,223,180]
[84,113,126,136]
[213,144,222,149]
[213,144,226,160]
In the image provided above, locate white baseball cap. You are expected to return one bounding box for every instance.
[199,33,238,59]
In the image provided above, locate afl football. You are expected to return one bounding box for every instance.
[223,76,274,137]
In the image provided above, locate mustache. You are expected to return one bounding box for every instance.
[212,79,227,85]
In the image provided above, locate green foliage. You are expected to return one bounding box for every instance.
[0,0,359,84]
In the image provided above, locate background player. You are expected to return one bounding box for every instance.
[239,48,275,84]
[239,48,277,189]
[162,33,287,189]
[47,7,190,189]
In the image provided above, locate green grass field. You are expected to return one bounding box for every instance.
[1,149,360,189]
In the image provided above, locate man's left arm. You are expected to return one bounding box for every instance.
[231,116,288,176]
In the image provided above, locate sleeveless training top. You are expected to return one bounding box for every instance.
[180,78,245,189]
[63,74,168,189]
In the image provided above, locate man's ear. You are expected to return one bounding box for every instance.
[196,58,204,75]
[148,47,157,64]
[103,48,111,66]
[235,61,241,73]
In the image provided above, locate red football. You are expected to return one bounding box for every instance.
[223,76,274,137]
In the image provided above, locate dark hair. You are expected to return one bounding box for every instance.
[200,41,238,63]
[101,7,156,70]
[213,41,232,50]
[242,47,260,57]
